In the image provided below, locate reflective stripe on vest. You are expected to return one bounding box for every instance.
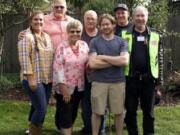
[121,31,160,78]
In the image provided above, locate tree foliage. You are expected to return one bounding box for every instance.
[68,0,169,32]
[0,0,49,75]
[66,0,90,18]
[148,0,169,31]
[82,0,115,15]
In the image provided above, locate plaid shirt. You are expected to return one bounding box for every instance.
[18,28,54,84]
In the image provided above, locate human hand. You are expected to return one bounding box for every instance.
[155,85,162,96]
[27,75,37,92]
[154,86,162,105]
[18,30,26,41]
[156,89,162,97]
[59,84,71,103]
[62,91,71,103]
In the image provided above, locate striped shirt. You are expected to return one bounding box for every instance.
[18,28,54,84]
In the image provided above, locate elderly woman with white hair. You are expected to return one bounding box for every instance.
[53,19,89,135]
[44,0,74,130]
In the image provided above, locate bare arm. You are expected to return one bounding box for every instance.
[97,52,129,66]
[88,53,112,69]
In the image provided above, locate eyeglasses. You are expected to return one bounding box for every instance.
[33,18,43,21]
[54,5,65,9]
[69,30,81,34]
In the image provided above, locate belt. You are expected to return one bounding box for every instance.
[130,72,151,80]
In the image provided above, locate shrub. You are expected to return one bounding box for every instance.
[0,73,21,90]
[0,75,14,90]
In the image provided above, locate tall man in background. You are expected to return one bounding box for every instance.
[114,3,131,37]
[81,10,106,135]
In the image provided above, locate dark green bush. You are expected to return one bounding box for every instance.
[0,73,21,90]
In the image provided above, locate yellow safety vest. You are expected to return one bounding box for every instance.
[121,31,160,78]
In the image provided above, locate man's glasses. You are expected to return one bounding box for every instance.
[70,30,81,34]
[54,5,65,9]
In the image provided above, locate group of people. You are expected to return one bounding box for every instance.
[17,0,163,135]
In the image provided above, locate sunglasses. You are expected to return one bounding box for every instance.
[54,5,65,9]
[70,30,81,34]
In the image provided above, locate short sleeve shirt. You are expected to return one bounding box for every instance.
[53,40,89,94]
[43,13,74,50]
[90,35,128,83]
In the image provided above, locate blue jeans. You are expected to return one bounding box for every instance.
[81,79,106,133]
[22,80,52,126]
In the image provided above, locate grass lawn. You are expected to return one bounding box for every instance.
[0,100,180,135]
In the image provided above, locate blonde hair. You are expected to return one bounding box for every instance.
[66,19,83,33]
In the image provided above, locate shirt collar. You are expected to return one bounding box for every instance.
[49,13,68,21]
[126,25,151,35]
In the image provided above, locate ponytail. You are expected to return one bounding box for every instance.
[30,26,39,52]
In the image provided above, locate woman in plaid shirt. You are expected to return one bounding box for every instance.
[18,11,53,135]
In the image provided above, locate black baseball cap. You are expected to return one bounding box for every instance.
[114,3,129,12]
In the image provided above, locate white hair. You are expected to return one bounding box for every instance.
[133,5,148,17]
[84,10,98,19]
[52,0,67,7]
[66,19,83,33]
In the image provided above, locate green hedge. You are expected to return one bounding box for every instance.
[0,73,21,90]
